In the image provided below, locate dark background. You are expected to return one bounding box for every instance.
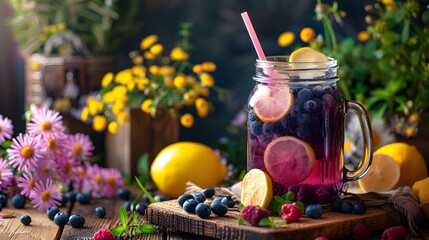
[0,0,372,146]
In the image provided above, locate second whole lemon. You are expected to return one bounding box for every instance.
[412,177,429,218]
[150,142,227,198]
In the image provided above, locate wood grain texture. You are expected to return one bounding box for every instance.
[147,200,395,240]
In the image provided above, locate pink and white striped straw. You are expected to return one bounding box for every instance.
[241,11,267,61]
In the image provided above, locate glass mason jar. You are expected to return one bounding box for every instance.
[247,56,373,205]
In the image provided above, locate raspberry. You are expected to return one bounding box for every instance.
[381,226,408,240]
[352,223,370,240]
[93,228,114,240]
[281,204,302,222]
[241,206,269,226]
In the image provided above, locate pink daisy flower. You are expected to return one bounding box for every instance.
[0,158,14,191]
[29,179,62,212]
[0,115,13,143]
[34,158,59,181]
[7,133,44,172]
[40,132,67,160]
[64,133,94,159]
[17,172,38,197]
[56,155,80,184]
[85,164,104,195]
[27,107,64,138]
[100,168,125,198]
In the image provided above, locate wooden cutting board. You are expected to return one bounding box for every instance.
[146,200,394,240]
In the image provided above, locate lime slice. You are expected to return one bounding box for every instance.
[241,169,273,208]
[264,136,315,185]
[289,47,328,62]
[250,85,293,123]
[358,153,400,193]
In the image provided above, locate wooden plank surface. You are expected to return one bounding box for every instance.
[147,200,395,240]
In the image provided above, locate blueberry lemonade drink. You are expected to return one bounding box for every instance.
[247,48,373,205]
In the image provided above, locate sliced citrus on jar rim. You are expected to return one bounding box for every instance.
[241,169,273,208]
[250,85,293,123]
[264,136,315,186]
[289,47,328,62]
[358,153,400,193]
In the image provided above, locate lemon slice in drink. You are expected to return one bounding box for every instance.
[289,47,328,62]
[241,169,273,208]
[264,136,315,186]
[358,153,400,193]
[250,85,293,123]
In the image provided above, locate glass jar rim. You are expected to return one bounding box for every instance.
[255,56,338,69]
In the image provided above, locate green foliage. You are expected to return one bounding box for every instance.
[110,206,157,236]
[267,191,304,216]
[5,0,139,55]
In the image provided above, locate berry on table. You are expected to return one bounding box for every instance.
[12,194,26,209]
[352,201,367,214]
[142,191,155,203]
[95,206,106,218]
[221,196,235,208]
[153,194,168,202]
[60,194,68,207]
[210,201,228,217]
[54,212,69,227]
[241,205,269,226]
[281,204,302,222]
[20,215,31,226]
[47,206,60,221]
[124,201,134,211]
[183,199,199,213]
[202,188,215,198]
[381,226,408,240]
[116,188,131,200]
[0,193,7,207]
[76,192,91,205]
[352,223,370,240]
[178,194,194,207]
[192,193,206,203]
[65,191,77,202]
[340,202,353,214]
[305,204,323,219]
[69,214,85,228]
[93,228,114,240]
[331,197,343,211]
[135,203,147,216]
[195,203,211,219]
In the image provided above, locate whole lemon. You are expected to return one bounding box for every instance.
[412,177,429,217]
[375,142,427,189]
[150,142,227,198]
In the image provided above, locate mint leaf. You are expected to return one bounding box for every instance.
[258,217,275,228]
[119,206,128,226]
[279,220,288,226]
[135,176,156,204]
[136,224,158,233]
[110,226,127,235]
[133,211,138,225]
[274,195,284,203]
[283,191,295,201]
[237,217,247,225]
[294,201,305,214]
[239,203,244,212]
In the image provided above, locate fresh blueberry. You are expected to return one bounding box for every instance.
[142,191,155,203]
[290,106,301,117]
[192,193,206,203]
[20,215,31,225]
[60,194,68,207]
[250,121,263,136]
[210,201,228,216]
[154,194,168,202]
[352,201,367,214]
[95,206,106,218]
[248,109,257,122]
[297,126,310,138]
[135,203,147,216]
[65,191,77,202]
[195,203,211,219]
[212,196,224,205]
[297,113,310,126]
[331,197,343,211]
[47,207,60,221]
[304,100,318,112]
[124,201,134,211]
[12,194,26,209]
[341,202,353,214]
[54,212,69,227]
[69,214,85,228]
[0,193,7,207]
[281,115,297,130]
[183,199,199,213]
[117,188,131,200]
[313,86,325,98]
[262,122,275,136]
[298,88,313,101]
[76,192,91,204]
[305,204,323,219]
[221,196,235,208]
[178,194,194,207]
[202,188,215,198]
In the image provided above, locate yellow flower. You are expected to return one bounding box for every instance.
[381,0,394,4]
[409,112,420,123]
[47,25,58,33]
[149,65,160,76]
[87,97,103,115]
[127,81,136,91]
[174,75,187,88]
[57,22,66,31]
[357,31,371,42]
[131,66,146,76]
[300,27,316,43]
[137,78,150,91]
[92,115,108,132]
[132,56,144,65]
[195,98,208,113]
[117,112,129,125]
[200,73,214,87]
[108,122,119,134]
[180,113,194,128]
[112,101,125,115]
[81,107,89,122]
[183,90,197,105]
[160,66,174,76]
[31,62,41,71]
[149,44,164,55]
[141,99,154,114]
[144,51,156,60]
[140,34,158,50]
[385,4,395,11]
[115,69,133,84]
[197,108,209,118]
[101,72,114,87]
[278,31,295,47]
[193,85,210,97]
[112,85,127,98]
[164,76,174,87]
[406,126,417,137]
[186,76,196,85]
[201,62,217,72]
[192,64,203,73]
[170,47,189,61]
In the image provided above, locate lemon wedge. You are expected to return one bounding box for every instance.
[289,47,328,62]
[241,169,273,208]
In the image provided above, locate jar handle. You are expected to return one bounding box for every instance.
[344,101,374,182]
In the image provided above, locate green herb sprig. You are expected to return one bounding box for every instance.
[110,206,157,236]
